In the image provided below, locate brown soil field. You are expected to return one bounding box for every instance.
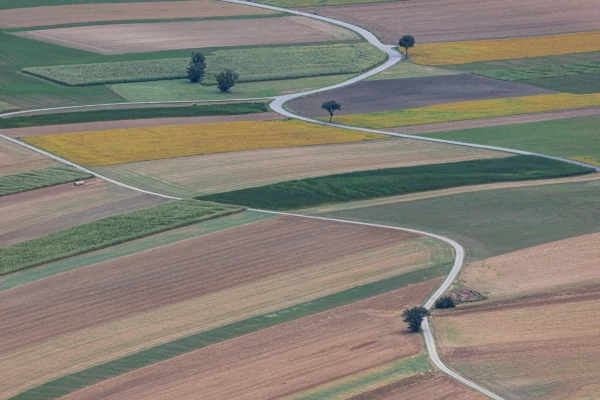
[0,1,276,29]
[434,284,600,399]
[0,179,167,246]
[349,371,485,400]
[0,137,56,176]
[460,232,600,300]
[16,17,358,54]
[3,112,283,138]
[62,281,438,400]
[288,74,552,117]
[302,0,600,44]
[0,234,448,398]
[96,138,508,198]
[391,107,600,134]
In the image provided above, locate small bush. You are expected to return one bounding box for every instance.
[434,296,456,309]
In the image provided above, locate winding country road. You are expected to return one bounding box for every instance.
[3,1,598,398]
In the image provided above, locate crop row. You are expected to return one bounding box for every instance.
[22,43,386,86]
[0,165,92,196]
[476,61,600,81]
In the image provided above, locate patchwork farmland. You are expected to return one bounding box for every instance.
[1,0,600,398]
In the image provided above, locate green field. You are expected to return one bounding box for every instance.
[0,101,18,113]
[0,0,189,8]
[0,165,92,196]
[0,102,269,128]
[367,60,460,81]
[109,74,354,102]
[424,115,600,166]
[517,73,600,94]
[198,156,593,210]
[24,43,385,86]
[255,0,395,6]
[12,261,451,400]
[0,200,243,275]
[319,180,600,261]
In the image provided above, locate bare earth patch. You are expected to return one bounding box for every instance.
[288,74,552,117]
[461,232,600,299]
[61,282,438,400]
[391,107,600,134]
[95,138,508,198]
[302,0,600,44]
[0,138,56,176]
[0,179,167,246]
[15,16,358,54]
[3,112,284,138]
[0,1,276,29]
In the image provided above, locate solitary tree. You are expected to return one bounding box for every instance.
[216,69,239,92]
[321,100,342,122]
[398,35,415,58]
[187,52,206,83]
[402,307,430,332]
[435,296,456,309]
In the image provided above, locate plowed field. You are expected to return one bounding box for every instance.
[0,1,276,28]
[95,138,507,198]
[434,284,600,399]
[16,16,358,54]
[0,179,167,246]
[0,138,56,176]
[60,282,438,400]
[303,0,600,44]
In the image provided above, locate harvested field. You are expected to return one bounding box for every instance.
[0,179,166,246]
[391,107,600,134]
[0,1,276,29]
[95,138,508,198]
[303,0,600,44]
[4,112,283,137]
[0,137,56,175]
[460,232,600,299]
[0,216,453,398]
[15,17,358,54]
[434,284,600,399]
[288,74,552,117]
[22,120,384,166]
[59,282,438,400]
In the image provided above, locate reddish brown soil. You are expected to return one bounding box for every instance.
[3,113,284,138]
[288,74,552,117]
[302,0,600,44]
[62,281,438,400]
[0,216,417,355]
[392,107,600,134]
[15,17,357,54]
[349,371,485,400]
[0,1,275,29]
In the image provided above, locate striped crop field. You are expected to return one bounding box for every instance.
[21,120,385,166]
[411,30,600,66]
[332,93,600,129]
[0,101,18,113]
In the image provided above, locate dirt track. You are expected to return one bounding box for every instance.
[16,16,358,54]
[287,74,552,117]
[61,281,438,400]
[3,112,284,138]
[302,0,600,44]
[0,1,275,29]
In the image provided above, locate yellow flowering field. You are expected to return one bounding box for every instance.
[22,120,385,166]
[333,93,600,129]
[411,30,600,65]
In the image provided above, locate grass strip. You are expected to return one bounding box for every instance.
[0,101,19,113]
[0,165,91,196]
[0,200,243,275]
[0,211,272,292]
[474,61,600,81]
[10,261,450,400]
[198,156,594,210]
[0,102,268,128]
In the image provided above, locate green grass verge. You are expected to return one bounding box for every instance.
[11,261,451,400]
[517,73,600,94]
[0,102,269,128]
[23,43,385,86]
[320,180,600,261]
[197,156,594,210]
[0,165,92,196]
[424,115,600,166]
[0,211,273,292]
[109,74,354,102]
[0,200,244,275]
